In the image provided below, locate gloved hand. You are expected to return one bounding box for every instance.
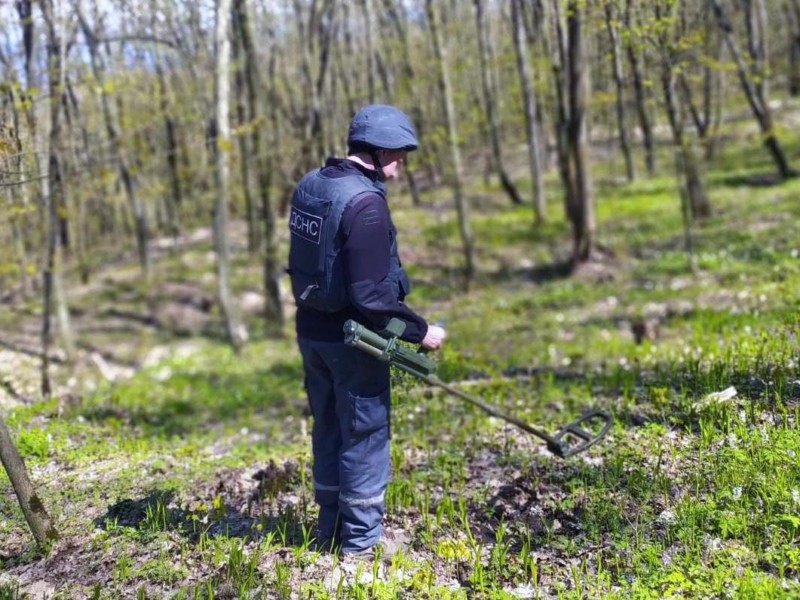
[421,324,446,350]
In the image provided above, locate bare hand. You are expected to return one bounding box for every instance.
[421,324,446,350]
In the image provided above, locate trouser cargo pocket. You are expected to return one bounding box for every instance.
[349,387,390,437]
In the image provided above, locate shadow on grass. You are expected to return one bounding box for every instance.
[413,259,576,302]
[484,259,575,286]
[94,486,315,547]
[715,171,791,188]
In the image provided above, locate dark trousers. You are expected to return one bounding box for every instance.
[297,336,391,553]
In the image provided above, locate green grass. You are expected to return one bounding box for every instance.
[3,125,800,597]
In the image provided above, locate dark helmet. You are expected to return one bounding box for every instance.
[347,104,419,151]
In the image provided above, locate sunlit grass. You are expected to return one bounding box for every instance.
[3,126,800,597]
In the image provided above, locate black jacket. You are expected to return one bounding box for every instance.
[293,158,427,343]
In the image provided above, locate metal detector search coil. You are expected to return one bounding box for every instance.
[343,319,613,458]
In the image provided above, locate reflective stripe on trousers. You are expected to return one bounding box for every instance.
[299,336,391,553]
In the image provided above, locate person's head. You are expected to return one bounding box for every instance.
[347,104,418,180]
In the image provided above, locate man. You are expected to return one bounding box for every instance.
[288,104,446,557]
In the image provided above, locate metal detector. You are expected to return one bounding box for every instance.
[344,319,613,458]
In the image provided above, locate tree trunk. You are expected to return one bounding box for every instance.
[656,2,711,221]
[474,0,524,206]
[745,0,769,99]
[624,0,656,174]
[4,86,34,298]
[154,53,182,240]
[59,76,91,284]
[426,0,475,286]
[380,0,424,206]
[360,0,377,102]
[235,0,284,335]
[712,0,795,179]
[9,203,33,298]
[66,75,110,246]
[604,1,635,182]
[213,0,248,351]
[0,414,58,548]
[693,5,725,161]
[565,1,595,262]
[521,3,552,170]
[293,0,336,171]
[511,0,546,224]
[546,0,572,216]
[231,5,260,255]
[77,5,152,279]
[40,0,76,378]
[786,0,800,96]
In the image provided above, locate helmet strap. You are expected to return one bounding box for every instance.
[370,149,386,182]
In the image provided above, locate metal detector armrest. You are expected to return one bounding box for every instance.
[343,319,437,377]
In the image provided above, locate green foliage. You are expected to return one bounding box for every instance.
[0,583,23,600]
[4,80,800,598]
[14,427,50,461]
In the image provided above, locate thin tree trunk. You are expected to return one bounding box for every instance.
[521,3,551,170]
[4,86,34,297]
[624,0,656,174]
[785,0,800,96]
[712,0,795,179]
[0,414,58,547]
[213,0,248,351]
[78,5,152,279]
[9,205,33,297]
[474,0,524,206]
[604,1,635,182]
[565,1,595,262]
[59,76,91,284]
[511,0,546,224]
[426,0,475,286]
[40,0,75,376]
[293,0,336,170]
[698,5,724,161]
[65,75,102,244]
[745,0,769,99]
[671,100,708,223]
[360,0,377,102]
[235,0,284,335]
[231,5,259,255]
[154,54,182,240]
[546,0,572,212]
[675,147,698,273]
[657,2,711,221]
[380,0,424,206]
[338,3,358,117]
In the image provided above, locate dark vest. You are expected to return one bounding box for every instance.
[288,168,410,312]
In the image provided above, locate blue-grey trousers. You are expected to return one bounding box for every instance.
[298,336,391,553]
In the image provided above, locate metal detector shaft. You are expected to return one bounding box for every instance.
[412,370,558,445]
[343,319,613,458]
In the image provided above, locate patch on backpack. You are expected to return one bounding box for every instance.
[289,207,323,244]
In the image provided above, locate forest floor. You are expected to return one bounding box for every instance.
[3,120,800,598]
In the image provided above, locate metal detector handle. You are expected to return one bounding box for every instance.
[547,410,613,458]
